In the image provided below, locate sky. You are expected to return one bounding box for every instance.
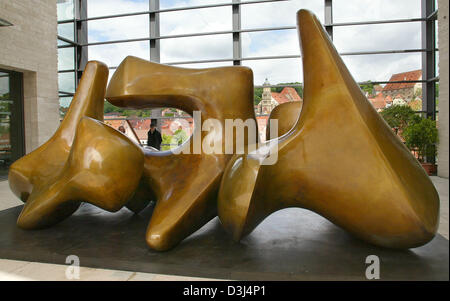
[57,0,430,100]
[0,77,8,97]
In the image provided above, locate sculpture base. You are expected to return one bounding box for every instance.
[0,204,448,280]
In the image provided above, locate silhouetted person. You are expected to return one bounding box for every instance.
[147,121,162,150]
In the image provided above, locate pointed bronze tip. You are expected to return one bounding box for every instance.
[8,60,109,203]
[217,9,439,249]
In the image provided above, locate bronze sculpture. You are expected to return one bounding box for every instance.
[17,117,144,229]
[8,61,108,204]
[6,9,439,251]
[266,101,302,141]
[217,9,439,249]
[105,56,257,251]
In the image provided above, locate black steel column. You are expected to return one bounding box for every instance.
[149,0,161,63]
[149,0,162,130]
[324,0,333,40]
[421,0,436,120]
[75,0,88,86]
[232,0,242,66]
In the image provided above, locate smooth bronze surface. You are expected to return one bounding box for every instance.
[106,56,257,251]
[17,117,144,229]
[6,10,439,251]
[8,61,108,203]
[217,9,440,249]
[266,101,302,140]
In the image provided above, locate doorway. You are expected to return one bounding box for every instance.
[0,69,25,180]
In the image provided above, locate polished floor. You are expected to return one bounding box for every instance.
[0,177,448,281]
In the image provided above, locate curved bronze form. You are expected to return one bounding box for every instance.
[8,61,108,203]
[266,101,302,140]
[217,9,439,249]
[17,117,144,229]
[106,56,257,251]
[6,10,439,251]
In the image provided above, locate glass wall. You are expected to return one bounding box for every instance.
[57,0,439,145]
[57,0,76,118]
[0,70,24,178]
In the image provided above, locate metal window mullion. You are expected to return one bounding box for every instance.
[421,0,436,121]
[75,0,88,88]
[324,0,333,40]
[150,0,161,63]
[57,0,289,23]
[149,0,162,131]
[232,0,242,66]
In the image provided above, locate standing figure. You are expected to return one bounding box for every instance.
[147,119,162,150]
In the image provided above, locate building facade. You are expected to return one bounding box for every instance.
[257,79,303,115]
[382,70,423,102]
[0,0,59,174]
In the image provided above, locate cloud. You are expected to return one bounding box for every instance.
[78,0,427,86]
[332,0,421,23]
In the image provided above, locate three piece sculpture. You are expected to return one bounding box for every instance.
[8,10,439,251]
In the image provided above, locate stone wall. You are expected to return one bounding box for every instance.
[0,0,59,152]
[438,0,449,178]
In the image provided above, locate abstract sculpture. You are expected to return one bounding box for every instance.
[217,10,439,249]
[105,57,257,251]
[9,61,108,211]
[17,117,144,229]
[266,101,302,140]
[7,9,439,251]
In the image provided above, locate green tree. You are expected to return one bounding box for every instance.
[104,101,124,114]
[360,81,374,95]
[173,128,188,146]
[161,134,174,151]
[380,105,416,136]
[254,87,263,105]
[403,117,438,163]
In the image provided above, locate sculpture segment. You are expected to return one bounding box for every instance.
[8,61,108,203]
[266,101,302,140]
[105,57,257,250]
[17,117,144,229]
[217,9,439,249]
[5,10,439,251]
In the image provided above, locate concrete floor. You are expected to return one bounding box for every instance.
[0,177,448,281]
[0,180,219,281]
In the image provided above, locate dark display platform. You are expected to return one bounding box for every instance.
[0,203,448,280]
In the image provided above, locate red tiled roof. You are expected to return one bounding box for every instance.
[383,70,422,91]
[374,85,383,92]
[134,129,148,141]
[271,87,302,105]
[281,87,302,101]
[369,93,386,110]
[104,119,125,129]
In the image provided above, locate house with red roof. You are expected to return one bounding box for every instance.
[382,69,422,102]
[257,79,303,115]
[368,93,388,112]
